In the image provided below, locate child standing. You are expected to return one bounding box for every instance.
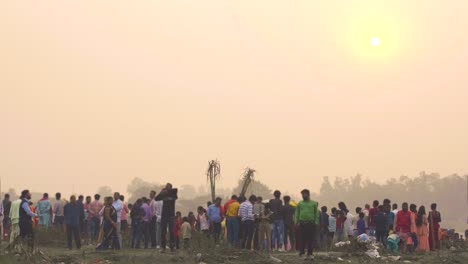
[196,206,210,236]
[174,211,182,249]
[333,210,348,243]
[357,212,366,235]
[258,203,273,254]
[181,217,192,249]
[328,208,337,245]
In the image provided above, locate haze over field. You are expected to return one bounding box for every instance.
[1,1,468,196]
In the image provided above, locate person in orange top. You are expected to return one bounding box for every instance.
[407,204,419,252]
[29,202,38,228]
[415,206,430,252]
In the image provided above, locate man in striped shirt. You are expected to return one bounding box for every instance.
[239,195,256,250]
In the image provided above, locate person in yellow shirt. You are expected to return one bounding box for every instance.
[224,195,240,246]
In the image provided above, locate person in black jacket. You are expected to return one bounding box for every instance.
[155,183,178,253]
[269,190,284,251]
[374,205,388,246]
[282,196,296,251]
[19,190,38,251]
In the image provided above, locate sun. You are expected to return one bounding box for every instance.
[370,36,381,47]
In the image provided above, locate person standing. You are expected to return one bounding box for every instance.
[120,195,129,235]
[207,197,223,244]
[319,206,330,250]
[29,202,38,228]
[141,197,152,249]
[239,195,256,250]
[174,211,182,249]
[394,202,413,253]
[416,206,430,252]
[357,212,366,235]
[0,196,3,240]
[385,204,395,232]
[269,190,285,251]
[148,190,157,248]
[83,196,92,241]
[362,204,370,228]
[64,195,81,250]
[338,202,354,239]
[3,194,12,240]
[295,189,319,261]
[252,196,264,250]
[9,197,22,244]
[37,193,51,229]
[328,208,337,246]
[77,195,85,234]
[53,193,66,232]
[408,204,419,252]
[392,203,399,216]
[155,183,178,253]
[130,198,144,249]
[154,196,163,248]
[112,192,123,248]
[428,203,441,251]
[89,194,103,241]
[282,195,296,251]
[196,206,209,235]
[181,217,192,249]
[19,190,38,250]
[374,205,388,245]
[368,200,379,236]
[224,195,240,246]
[258,203,273,254]
[352,207,362,236]
[96,197,120,250]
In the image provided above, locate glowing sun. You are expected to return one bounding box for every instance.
[370,36,381,47]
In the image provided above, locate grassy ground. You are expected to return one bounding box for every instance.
[1,229,467,264]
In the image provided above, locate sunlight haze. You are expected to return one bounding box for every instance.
[1,1,467,197]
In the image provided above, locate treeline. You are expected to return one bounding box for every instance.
[121,172,466,232]
[314,172,467,232]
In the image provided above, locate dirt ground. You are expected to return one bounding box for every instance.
[1,230,467,264]
[1,244,468,264]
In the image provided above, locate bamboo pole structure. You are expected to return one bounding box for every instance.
[206,160,221,203]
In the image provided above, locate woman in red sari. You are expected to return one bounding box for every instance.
[428,203,441,251]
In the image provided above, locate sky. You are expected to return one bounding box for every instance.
[1,1,467,198]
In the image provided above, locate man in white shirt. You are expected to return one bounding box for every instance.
[154,197,163,248]
[149,190,157,248]
[112,192,123,248]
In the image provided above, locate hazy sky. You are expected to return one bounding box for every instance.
[1,1,467,197]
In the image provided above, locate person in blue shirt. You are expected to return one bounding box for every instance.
[64,195,81,249]
[207,197,223,243]
[357,212,366,235]
[19,189,38,251]
[385,204,395,232]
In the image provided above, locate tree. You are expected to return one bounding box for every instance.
[206,160,221,203]
[239,168,255,198]
[179,184,197,200]
[233,178,271,199]
[126,177,164,203]
[320,176,333,196]
[96,186,113,197]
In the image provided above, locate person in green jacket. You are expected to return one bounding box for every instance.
[295,189,319,261]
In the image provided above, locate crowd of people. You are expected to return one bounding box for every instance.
[1,183,453,261]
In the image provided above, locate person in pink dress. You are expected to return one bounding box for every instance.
[415,206,430,252]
